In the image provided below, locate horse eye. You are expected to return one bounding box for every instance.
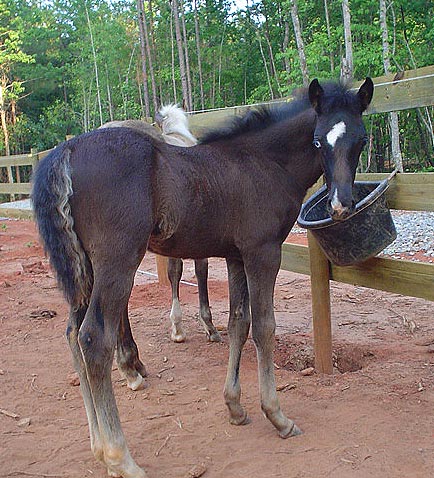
[313,139,322,149]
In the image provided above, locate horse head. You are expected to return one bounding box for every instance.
[309,77,374,220]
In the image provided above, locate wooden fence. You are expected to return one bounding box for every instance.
[0,149,50,218]
[0,67,433,375]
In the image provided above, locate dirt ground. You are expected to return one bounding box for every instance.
[1,219,434,478]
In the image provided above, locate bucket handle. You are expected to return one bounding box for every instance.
[387,169,398,183]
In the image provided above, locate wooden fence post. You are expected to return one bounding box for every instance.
[30,148,39,174]
[6,162,15,202]
[307,231,333,374]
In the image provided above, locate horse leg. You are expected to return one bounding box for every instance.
[223,257,251,425]
[195,259,221,342]
[116,307,148,391]
[244,246,302,438]
[168,257,186,342]
[66,305,105,467]
[78,265,146,478]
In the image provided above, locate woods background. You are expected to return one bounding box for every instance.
[0,0,433,175]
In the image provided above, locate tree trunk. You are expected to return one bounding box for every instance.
[282,19,291,83]
[324,0,334,72]
[262,2,281,95]
[141,2,158,114]
[105,64,114,121]
[264,34,281,96]
[180,0,193,110]
[85,4,103,126]
[217,26,226,105]
[172,0,190,110]
[0,83,10,156]
[256,31,274,99]
[290,0,309,87]
[136,0,151,117]
[379,0,403,172]
[341,0,353,85]
[169,8,177,103]
[194,0,204,110]
[147,0,162,107]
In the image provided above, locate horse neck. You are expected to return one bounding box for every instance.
[254,109,323,195]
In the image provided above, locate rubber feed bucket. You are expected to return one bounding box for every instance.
[297,180,397,266]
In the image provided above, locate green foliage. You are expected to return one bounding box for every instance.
[0,0,431,172]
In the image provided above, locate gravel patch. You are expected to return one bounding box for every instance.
[382,210,434,260]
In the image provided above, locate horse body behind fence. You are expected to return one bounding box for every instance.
[32,78,373,478]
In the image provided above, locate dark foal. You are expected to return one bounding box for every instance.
[33,78,373,478]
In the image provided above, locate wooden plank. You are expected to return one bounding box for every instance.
[0,154,33,167]
[330,256,434,302]
[356,172,434,212]
[0,149,49,169]
[0,182,32,194]
[280,241,434,301]
[37,149,52,161]
[281,243,310,275]
[308,232,333,374]
[358,65,434,88]
[363,66,434,114]
[357,172,434,183]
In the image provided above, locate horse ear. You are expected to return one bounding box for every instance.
[357,77,374,112]
[308,79,324,113]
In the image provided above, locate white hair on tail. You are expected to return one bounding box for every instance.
[158,104,197,145]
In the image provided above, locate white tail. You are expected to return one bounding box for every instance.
[158,104,197,146]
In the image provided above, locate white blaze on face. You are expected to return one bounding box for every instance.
[327,121,347,214]
[326,121,346,148]
[330,188,345,214]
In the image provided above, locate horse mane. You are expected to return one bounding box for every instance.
[200,81,360,144]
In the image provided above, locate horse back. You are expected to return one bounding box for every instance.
[148,142,301,259]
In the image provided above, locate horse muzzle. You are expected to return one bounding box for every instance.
[327,189,355,221]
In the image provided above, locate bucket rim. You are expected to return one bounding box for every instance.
[297,179,390,230]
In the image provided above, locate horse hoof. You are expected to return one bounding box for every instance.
[171,332,186,343]
[208,331,222,343]
[108,466,147,478]
[127,374,147,391]
[279,422,303,438]
[230,412,251,426]
[108,468,122,478]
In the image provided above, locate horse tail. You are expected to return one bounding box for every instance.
[32,145,92,308]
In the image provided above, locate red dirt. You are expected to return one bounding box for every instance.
[1,219,434,478]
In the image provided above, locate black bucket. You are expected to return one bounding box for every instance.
[297,180,397,266]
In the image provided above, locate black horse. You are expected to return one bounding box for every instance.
[32,78,373,478]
